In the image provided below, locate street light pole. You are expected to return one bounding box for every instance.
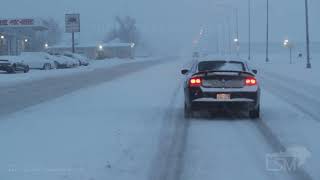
[284,39,294,64]
[304,0,311,68]
[266,0,270,62]
[235,8,240,57]
[248,0,252,60]
[72,32,75,53]
[289,47,292,64]
[227,16,232,55]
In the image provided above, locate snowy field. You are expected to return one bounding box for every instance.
[253,52,320,86]
[0,53,319,180]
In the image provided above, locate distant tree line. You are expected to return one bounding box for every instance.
[104,16,140,45]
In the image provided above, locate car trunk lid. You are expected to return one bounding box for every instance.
[201,72,246,88]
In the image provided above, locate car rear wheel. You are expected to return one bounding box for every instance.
[43,63,51,70]
[23,65,30,73]
[184,103,194,119]
[249,106,260,119]
[7,64,16,73]
[54,61,60,69]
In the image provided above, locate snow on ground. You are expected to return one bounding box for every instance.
[261,90,320,179]
[181,118,290,180]
[0,57,155,87]
[252,52,320,87]
[0,57,186,180]
[1,51,319,180]
[250,51,320,179]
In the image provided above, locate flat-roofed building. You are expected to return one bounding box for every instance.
[0,18,48,55]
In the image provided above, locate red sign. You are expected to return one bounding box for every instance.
[0,19,34,26]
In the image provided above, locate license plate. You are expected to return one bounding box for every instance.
[216,93,231,100]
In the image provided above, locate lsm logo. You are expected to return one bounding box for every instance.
[266,146,311,172]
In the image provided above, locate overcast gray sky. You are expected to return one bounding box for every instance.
[1,0,319,52]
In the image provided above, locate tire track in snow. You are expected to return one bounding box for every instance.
[259,75,320,122]
[148,77,189,180]
[149,60,197,180]
[256,75,316,180]
[253,117,313,180]
[225,110,313,180]
[186,109,313,180]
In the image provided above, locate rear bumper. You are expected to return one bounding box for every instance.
[190,99,257,111]
[186,87,260,111]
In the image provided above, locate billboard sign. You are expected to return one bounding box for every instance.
[65,14,80,33]
[0,19,34,27]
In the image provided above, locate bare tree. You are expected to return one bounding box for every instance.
[104,16,140,45]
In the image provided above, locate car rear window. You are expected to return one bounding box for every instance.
[198,61,245,72]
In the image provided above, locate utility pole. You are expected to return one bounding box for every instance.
[248,0,252,60]
[216,29,220,55]
[305,0,311,68]
[266,0,270,62]
[227,16,232,55]
[72,32,75,53]
[235,8,240,57]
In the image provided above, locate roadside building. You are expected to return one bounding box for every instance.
[47,38,135,60]
[0,18,48,55]
[98,38,135,59]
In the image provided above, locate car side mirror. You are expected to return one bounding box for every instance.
[181,69,189,75]
[252,69,258,74]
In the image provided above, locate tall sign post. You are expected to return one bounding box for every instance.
[304,0,311,69]
[266,0,270,62]
[65,14,80,53]
[248,0,252,61]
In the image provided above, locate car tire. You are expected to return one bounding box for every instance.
[24,65,30,73]
[184,103,194,119]
[7,64,16,73]
[43,63,51,70]
[54,61,60,69]
[249,106,260,119]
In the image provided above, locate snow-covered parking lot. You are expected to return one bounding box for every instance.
[0,54,319,180]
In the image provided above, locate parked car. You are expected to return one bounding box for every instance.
[64,53,89,66]
[0,56,30,73]
[20,52,56,70]
[62,54,80,67]
[49,53,76,69]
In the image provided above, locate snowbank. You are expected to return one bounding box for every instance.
[0,57,155,87]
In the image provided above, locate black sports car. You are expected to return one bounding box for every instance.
[0,56,30,73]
[181,59,260,119]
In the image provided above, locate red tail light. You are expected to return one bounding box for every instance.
[245,77,257,86]
[189,77,202,87]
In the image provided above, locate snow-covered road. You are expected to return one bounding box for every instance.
[0,56,317,180]
[0,58,169,117]
[181,119,287,180]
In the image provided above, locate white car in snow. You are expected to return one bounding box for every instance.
[51,54,78,69]
[64,53,90,66]
[20,52,57,70]
[62,54,80,67]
